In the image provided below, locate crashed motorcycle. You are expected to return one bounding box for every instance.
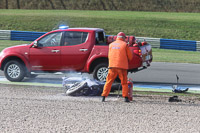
[62,77,121,96]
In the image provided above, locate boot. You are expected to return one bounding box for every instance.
[102,96,105,102]
[125,97,130,102]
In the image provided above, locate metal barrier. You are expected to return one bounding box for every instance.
[160,39,196,51]
[136,37,160,48]
[10,31,46,41]
[0,30,200,51]
[0,30,11,40]
[196,41,200,51]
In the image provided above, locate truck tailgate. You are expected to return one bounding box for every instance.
[140,44,152,66]
[128,43,152,71]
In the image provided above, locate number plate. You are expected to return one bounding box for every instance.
[145,55,150,60]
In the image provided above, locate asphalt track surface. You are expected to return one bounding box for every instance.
[133,62,200,85]
[0,62,200,89]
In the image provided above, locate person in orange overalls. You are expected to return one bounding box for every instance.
[101,32,133,102]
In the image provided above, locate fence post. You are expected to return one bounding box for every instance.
[136,37,160,48]
[196,41,200,51]
[0,30,11,40]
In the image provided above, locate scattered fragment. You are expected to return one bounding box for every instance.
[168,96,182,102]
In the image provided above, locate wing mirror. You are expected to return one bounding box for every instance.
[33,41,38,48]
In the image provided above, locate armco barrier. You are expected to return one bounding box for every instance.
[0,30,11,40]
[197,41,200,51]
[11,31,46,41]
[136,37,160,48]
[160,39,196,51]
[0,30,200,51]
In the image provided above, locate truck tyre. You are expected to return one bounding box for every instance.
[26,73,38,79]
[93,63,108,82]
[4,60,26,82]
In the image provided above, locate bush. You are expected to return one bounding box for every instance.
[1,0,200,12]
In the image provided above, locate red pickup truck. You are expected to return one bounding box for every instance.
[0,27,152,82]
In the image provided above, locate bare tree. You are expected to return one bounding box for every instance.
[5,0,8,9]
[17,0,20,9]
[60,0,66,9]
[47,0,55,9]
[110,0,117,10]
[100,0,106,10]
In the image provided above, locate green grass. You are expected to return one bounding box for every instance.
[0,40,31,51]
[1,40,200,64]
[1,81,200,97]
[0,81,62,88]
[133,87,200,95]
[1,10,200,40]
[110,88,200,97]
[1,10,200,64]
[152,48,200,64]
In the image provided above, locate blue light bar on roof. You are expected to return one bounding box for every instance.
[59,25,69,30]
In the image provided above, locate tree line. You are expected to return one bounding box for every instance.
[1,0,200,12]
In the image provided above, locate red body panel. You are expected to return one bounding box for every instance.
[29,46,61,70]
[0,44,31,70]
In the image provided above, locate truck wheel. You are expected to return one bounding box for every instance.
[4,60,26,82]
[93,63,108,82]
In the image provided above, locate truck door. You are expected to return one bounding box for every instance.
[29,32,62,70]
[61,31,92,70]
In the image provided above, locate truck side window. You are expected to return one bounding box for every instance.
[38,32,62,47]
[63,31,88,46]
[96,32,106,45]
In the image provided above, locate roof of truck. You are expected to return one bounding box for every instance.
[69,28,103,31]
[53,27,104,32]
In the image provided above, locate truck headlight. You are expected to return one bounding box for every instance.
[0,50,4,57]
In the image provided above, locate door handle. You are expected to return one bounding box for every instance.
[79,49,88,52]
[51,50,60,53]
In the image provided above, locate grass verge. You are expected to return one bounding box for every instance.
[1,81,200,97]
[152,48,200,64]
[0,81,62,88]
[0,40,32,51]
[1,10,200,40]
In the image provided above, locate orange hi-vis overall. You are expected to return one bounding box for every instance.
[101,38,133,97]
